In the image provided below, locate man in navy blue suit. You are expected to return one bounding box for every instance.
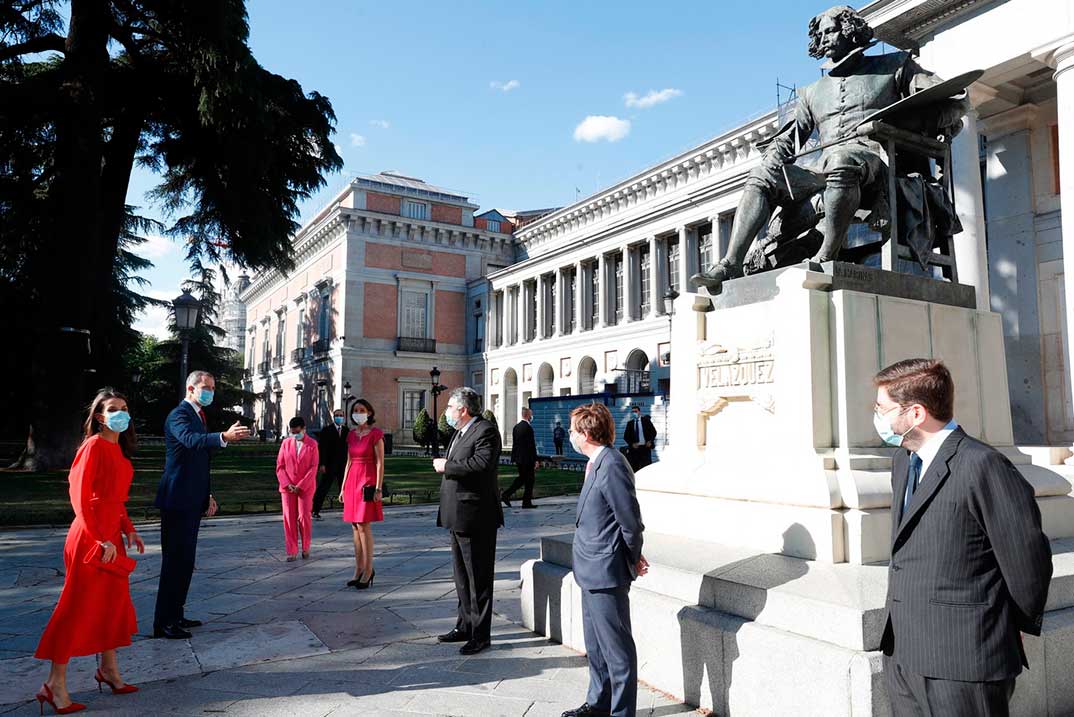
[153,370,249,639]
[563,403,647,717]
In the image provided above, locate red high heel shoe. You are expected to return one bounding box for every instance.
[34,684,85,714]
[94,669,139,694]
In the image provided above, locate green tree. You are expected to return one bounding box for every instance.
[1,1,342,469]
[412,408,432,455]
[482,409,498,433]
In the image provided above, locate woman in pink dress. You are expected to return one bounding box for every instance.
[339,399,384,589]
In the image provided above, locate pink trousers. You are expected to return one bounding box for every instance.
[281,488,313,556]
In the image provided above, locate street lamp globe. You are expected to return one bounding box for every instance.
[430,366,441,384]
[173,289,202,330]
[663,286,680,316]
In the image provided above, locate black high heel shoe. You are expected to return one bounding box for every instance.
[356,568,376,589]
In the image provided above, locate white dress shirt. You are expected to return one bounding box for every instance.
[915,419,959,479]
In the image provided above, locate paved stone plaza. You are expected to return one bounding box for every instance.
[0,497,696,716]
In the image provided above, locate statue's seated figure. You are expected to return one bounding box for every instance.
[692,5,968,292]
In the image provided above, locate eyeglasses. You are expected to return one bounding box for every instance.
[873,403,909,418]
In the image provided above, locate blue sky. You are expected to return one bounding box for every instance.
[130,0,836,337]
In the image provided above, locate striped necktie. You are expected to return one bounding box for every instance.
[902,453,923,518]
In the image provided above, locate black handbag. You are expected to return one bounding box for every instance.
[362,485,376,502]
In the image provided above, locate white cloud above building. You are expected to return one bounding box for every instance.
[624,88,683,109]
[573,115,631,143]
[490,79,521,92]
[350,133,367,147]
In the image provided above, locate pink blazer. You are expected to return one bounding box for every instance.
[276,436,319,494]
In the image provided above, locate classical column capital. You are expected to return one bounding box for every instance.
[1031,35,1074,77]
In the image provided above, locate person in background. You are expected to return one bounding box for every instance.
[563,402,646,717]
[339,399,384,588]
[553,420,566,456]
[276,416,319,561]
[433,387,503,655]
[503,407,539,509]
[313,408,349,520]
[34,389,145,715]
[622,405,656,472]
[875,359,1052,716]
[153,371,249,640]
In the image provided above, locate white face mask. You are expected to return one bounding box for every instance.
[569,429,586,453]
[353,413,368,426]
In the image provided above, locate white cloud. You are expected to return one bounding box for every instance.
[490,79,520,92]
[573,115,631,143]
[134,289,179,340]
[138,234,176,260]
[369,119,390,129]
[349,133,366,147]
[624,88,683,109]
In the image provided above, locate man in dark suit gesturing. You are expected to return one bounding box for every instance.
[503,407,538,509]
[875,359,1052,716]
[563,403,647,717]
[433,387,504,655]
[153,371,249,639]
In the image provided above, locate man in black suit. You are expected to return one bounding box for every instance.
[622,405,657,471]
[875,358,1052,716]
[503,407,538,509]
[553,421,566,455]
[312,407,349,520]
[433,387,504,655]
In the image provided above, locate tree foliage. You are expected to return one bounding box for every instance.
[0,0,342,468]
[412,408,432,455]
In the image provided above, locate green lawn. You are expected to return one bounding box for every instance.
[0,442,583,526]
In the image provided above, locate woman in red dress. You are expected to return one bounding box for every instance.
[339,398,384,589]
[34,389,145,714]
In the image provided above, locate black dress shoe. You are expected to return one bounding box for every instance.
[501,494,512,508]
[437,628,470,643]
[153,624,192,640]
[313,512,323,521]
[521,502,537,509]
[176,618,202,628]
[459,638,491,655]
[561,704,611,717]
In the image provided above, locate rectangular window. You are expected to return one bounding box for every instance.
[566,268,576,333]
[275,316,285,358]
[295,307,306,348]
[403,200,427,220]
[639,245,651,318]
[589,263,599,330]
[613,252,623,325]
[546,274,556,337]
[667,237,680,293]
[401,290,428,338]
[717,212,735,258]
[698,224,714,274]
[318,291,331,340]
[402,389,426,429]
[487,219,501,233]
[527,281,537,341]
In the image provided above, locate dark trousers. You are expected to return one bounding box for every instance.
[312,467,342,514]
[581,585,637,717]
[154,508,203,628]
[450,529,497,642]
[884,656,1015,717]
[504,464,536,504]
[553,440,564,456]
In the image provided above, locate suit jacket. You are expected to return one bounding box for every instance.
[154,401,223,512]
[511,420,537,466]
[881,427,1052,681]
[276,436,319,494]
[624,415,657,462]
[317,424,350,475]
[573,447,645,590]
[437,417,505,533]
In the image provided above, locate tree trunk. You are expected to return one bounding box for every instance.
[25,0,112,471]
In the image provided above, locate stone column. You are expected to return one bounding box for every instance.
[623,246,636,322]
[554,269,565,337]
[1053,41,1074,453]
[982,105,1045,443]
[514,283,523,345]
[597,254,608,328]
[951,100,991,310]
[678,226,694,291]
[648,236,663,319]
[535,276,546,341]
[575,261,584,333]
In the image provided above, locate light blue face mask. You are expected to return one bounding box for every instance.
[334,416,345,426]
[293,431,305,441]
[446,408,460,429]
[197,388,214,407]
[873,407,914,447]
[104,410,131,433]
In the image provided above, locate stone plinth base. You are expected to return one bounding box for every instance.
[522,533,1074,716]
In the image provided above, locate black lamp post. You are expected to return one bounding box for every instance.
[342,381,354,417]
[294,382,303,420]
[662,286,679,365]
[429,366,448,458]
[173,288,202,395]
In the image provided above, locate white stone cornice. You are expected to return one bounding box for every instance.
[980,103,1040,139]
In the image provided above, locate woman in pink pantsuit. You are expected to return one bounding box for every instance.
[276,416,319,561]
[339,399,384,589]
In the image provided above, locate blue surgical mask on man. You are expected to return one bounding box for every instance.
[873,407,914,447]
[197,388,214,407]
[334,415,345,426]
[446,408,460,429]
[104,410,131,433]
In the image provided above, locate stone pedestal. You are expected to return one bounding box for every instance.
[521,263,1074,715]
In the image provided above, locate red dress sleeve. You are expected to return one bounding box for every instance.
[68,438,104,543]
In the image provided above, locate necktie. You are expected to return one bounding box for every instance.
[198,409,207,427]
[585,460,593,479]
[902,454,923,518]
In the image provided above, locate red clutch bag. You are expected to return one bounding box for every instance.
[83,545,137,577]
